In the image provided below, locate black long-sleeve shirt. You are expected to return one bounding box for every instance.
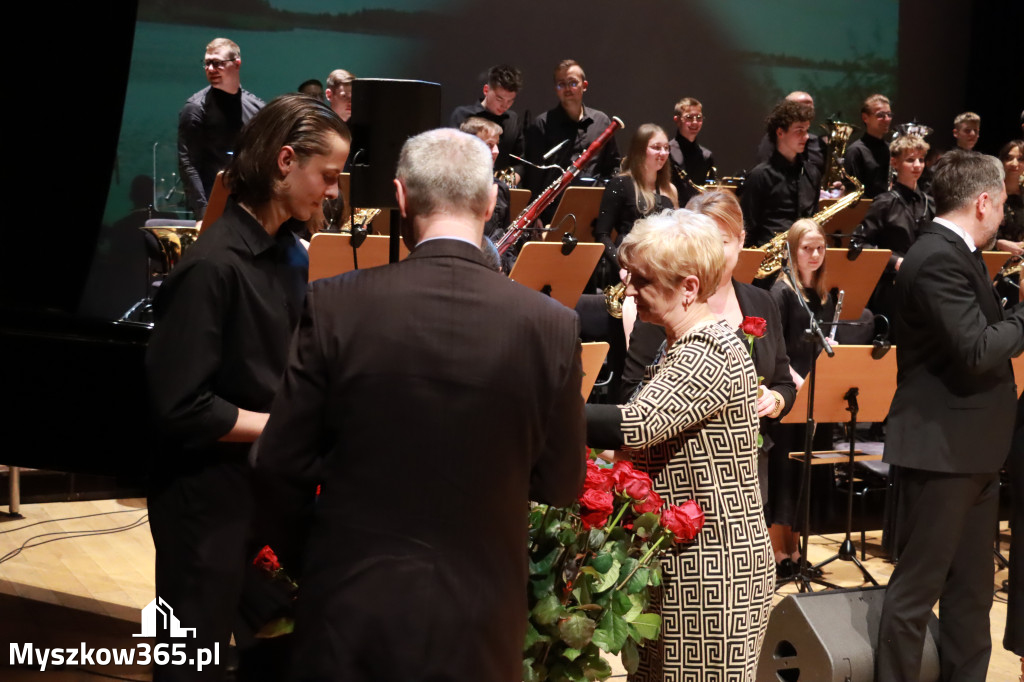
[740,151,821,247]
[523,104,621,197]
[844,133,890,199]
[852,182,935,271]
[146,197,307,453]
[592,175,674,262]
[449,102,525,179]
[669,133,715,205]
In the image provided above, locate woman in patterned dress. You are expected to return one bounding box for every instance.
[586,210,774,681]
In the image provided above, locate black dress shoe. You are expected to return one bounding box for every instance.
[775,558,796,579]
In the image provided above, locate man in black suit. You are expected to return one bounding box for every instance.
[255,128,587,681]
[877,150,1024,680]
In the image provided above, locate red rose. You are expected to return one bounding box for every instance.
[660,500,705,543]
[584,460,614,492]
[740,316,767,338]
[253,545,281,573]
[623,477,652,502]
[610,461,652,494]
[580,488,615,514]
[581,509,612,530]
[632,489,664,515]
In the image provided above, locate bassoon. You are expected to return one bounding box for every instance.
[496,116,624,256]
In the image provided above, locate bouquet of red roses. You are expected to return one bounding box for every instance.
[523,455,704,681]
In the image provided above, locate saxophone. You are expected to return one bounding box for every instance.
[820,118,856,190]
[494,167,518,188]
[604,281,626,318]
[755,171,864,279]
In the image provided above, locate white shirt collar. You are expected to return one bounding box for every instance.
[932,216,977,252]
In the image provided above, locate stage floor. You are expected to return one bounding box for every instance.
[0,498,1018,680]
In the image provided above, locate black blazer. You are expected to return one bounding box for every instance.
[884,221,1024,473]
[620,280,796,419]
[256,238,586,681]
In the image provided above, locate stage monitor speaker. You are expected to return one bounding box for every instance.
[757,586,939,682]
[348,78,442,209]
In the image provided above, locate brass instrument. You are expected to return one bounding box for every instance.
[343,208,381,234]
[604,281,626,318]
[997,254,1023,279]
[674,166,706,194]
[755,171,864,279]
[494,167,518,188]
[820,118,857,190]
[142,225,200,271]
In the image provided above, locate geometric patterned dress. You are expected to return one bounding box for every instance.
[620,321,773,682]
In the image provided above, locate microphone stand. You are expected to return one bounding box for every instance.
[776,242,838,592]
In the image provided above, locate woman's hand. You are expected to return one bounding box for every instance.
[756,386,783,419]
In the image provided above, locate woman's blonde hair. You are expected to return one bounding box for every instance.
[618,209,724,303]
[685,190,743,241]
[620,124,677,213]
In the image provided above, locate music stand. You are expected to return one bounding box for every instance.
[581,342,610,400]
[782,346,898,589]
[509,188,532,221]
[736,249,766,284]
[545,187,605,244]
[983,250,1015,281]
[820,197,872,247]
[509,242,603,309]
[308,233,409,282]
[200,171,229,233]
[824,248,890,320]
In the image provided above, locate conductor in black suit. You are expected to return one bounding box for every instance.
[876,150,1024,680]
[255,128,587,681]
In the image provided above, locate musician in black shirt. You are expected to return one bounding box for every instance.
[147,95,349,681]
[755,91,826,179]
[741,100,821,247]
[850,134,935,337]
[523,59,621,209]
[844,94,894,198]
[449,64,526,184]
[669,97,715,205]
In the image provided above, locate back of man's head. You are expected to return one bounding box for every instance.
[397,129,494,218]
[931,149,1004,216]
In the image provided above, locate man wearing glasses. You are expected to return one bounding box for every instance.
[844,93,894,198]
[178,38,264,219]
[523,59,621,210]
[669,97,715,204]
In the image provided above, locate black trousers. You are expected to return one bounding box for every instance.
[876,468,999,681]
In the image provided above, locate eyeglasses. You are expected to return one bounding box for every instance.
[648,144,670,153]
[682,114,703,123]
[555,79,582,91]
[203,58,236,70]
[874,111,893,120]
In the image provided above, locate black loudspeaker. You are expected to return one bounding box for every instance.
[348,78,442,209]
[757,586,939,682]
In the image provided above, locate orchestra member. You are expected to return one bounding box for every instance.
[952,111,981,152]
[755,91,827,178]
[593,123,677,272]
[459,116,511,271]
[741,100,821,247]
[178,38,264,219]
[147,95,350,681]
[996,139,1024,255]
[324,69,355,122]
[844,93,893,198]
[449,64,525,185]
[255,128,586,681]
[767,219,837,576]
[669,97,715,204]
[849,134,935,335]
[523,59,621,217]
[876,150,1024,680]
[297,79,324,100]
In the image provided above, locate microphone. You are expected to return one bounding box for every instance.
[871,314,891,359]
[555,213,578,255]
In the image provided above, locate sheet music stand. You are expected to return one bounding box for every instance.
[545,187,605,244]
[823,248,890,320]
[581,342,610,400]
[200,171,229,233]
[509,242,603,309]
[783,345,898,588]
[736,249,765,284]
[983,250,1014,281]
[509,188,532,220]
[308,233,409,282]
[820,197,872,246]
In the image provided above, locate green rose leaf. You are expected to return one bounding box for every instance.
[588,529,607,550]
[529,547,562,576]
[611,589,633,616]
[590,552,614,574]
[592,609,629,654]
[650,566,662,587]
[523,621,549,650]
[530,571,556,600]
[621,639,640,674]
[627,567,650,593]
[532,594,565,625]
[561,647,583,661]
[522,658,539,682]
[558,612,597,649]
[573,571,593,606]
[623,593,645,621]
[628,612,662,641]
[592,559,621,593]
[633,512,660,535]
[581,649,613,680]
